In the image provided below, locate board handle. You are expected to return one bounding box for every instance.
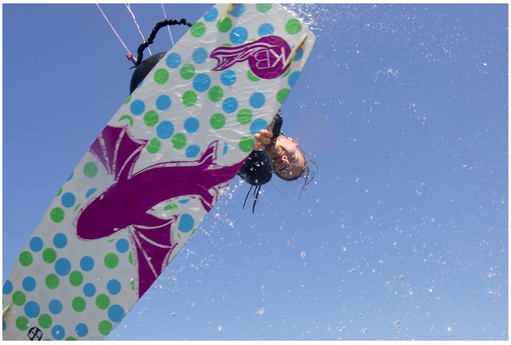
[2,303,12,317]
[220,4,236,22]
[283,33,308,70]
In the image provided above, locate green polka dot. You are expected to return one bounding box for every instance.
[222,43,233,47]
[83,162,98,178]
[50,207,65,223]
[66,337,77,340]
[247,70,260,82]
[128,252,133,265]
[237,109,252,125]
[72,297,86,312]
[239,136,255,153]
[15,316,29,331]
[19,251,33,267]
[56,188,62,197]
[277,88,291,104]
[256,4,272,13]
[164,203,178,211]
[124,95,131,104]
[104,253,118,269]
[180,64,195,80]
[144,111,159,127]
[96,294,110,310]
[45,274,59,289]
[154,68,169,84]
[172,133,187,149]
[182,90,197,107]
[43,248,57,264]
[147,137,161,154]
[210,113,226,129]
[69,271,83,287]
[119,115,133,127]
[285,19,301,35]
[217,17,232,33]
[282,67,291,78]
[190,21,206,37]
[12,291,26,306]
[130,279,135,290]
[208,86,224,102]
[38,314,52,329]
[98,320,113,336]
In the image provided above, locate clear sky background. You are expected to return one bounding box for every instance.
[2,3,508,341]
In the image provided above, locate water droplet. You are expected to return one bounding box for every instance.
[361,328,367,333]
[447,326,452,332]
[191,302,195,307]
[256,307,265,315]
[348,268,356,274]
[218,325,222,331]
[171,312,176,317]
[393,319,400,326]
[300,251,306,258]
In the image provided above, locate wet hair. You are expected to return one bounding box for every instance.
[275,145,317,199]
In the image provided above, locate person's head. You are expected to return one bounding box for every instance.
[266,135,316,196]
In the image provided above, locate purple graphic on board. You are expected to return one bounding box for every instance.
[210,35,292,79]
[75,125,244,297]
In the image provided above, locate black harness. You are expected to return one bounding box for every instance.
[237,113,283,213]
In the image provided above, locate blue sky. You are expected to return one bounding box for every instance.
[2,3,508,340]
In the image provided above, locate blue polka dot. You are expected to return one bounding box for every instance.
[166,53,181,68]
[29,237,43,252]
[61,192,75,208]
[108,305,125,323]
[178,199,190,204]
[53,233,67,249]
[157,121,174,139]
[223,97,238,113]
[130,100,145,115]
[55,258,71,276]
[67,172,73,181]
[156,95,171,111]
[293,46,304,61]
[258,23,274,37]
[192,48,208,64]
[178,213,194,233]
[86,188,97,199]
[83,283,96,298]
[76,323,88,337]
[186,145,200,158]
[250,92,265,109]
[203,7,218,22]
[250,119,269,136]
[230,27,248,45]
[288,71,301,88]
[221,70,236,86]
[231,4,245,17]
[3,280,13,295]
[22,277,36,292]
[116,239,129,253]
[193,74,211,92]
[107,279,121,295]
[3,320,5,331]
[52,325,65,340]
[184,117,199,133]
[24,301,40,318]
[49,299,63,315]
[80,256,94,272]
[223,142,228,155]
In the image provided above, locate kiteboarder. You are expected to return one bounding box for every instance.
[237,110,316,212]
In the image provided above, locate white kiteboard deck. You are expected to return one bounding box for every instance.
[3,3,316,340]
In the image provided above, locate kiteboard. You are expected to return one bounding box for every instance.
[3,3,316,340]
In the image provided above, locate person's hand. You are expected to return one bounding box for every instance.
[253,119,275,151]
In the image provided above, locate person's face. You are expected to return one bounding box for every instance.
[267,136,305,179]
